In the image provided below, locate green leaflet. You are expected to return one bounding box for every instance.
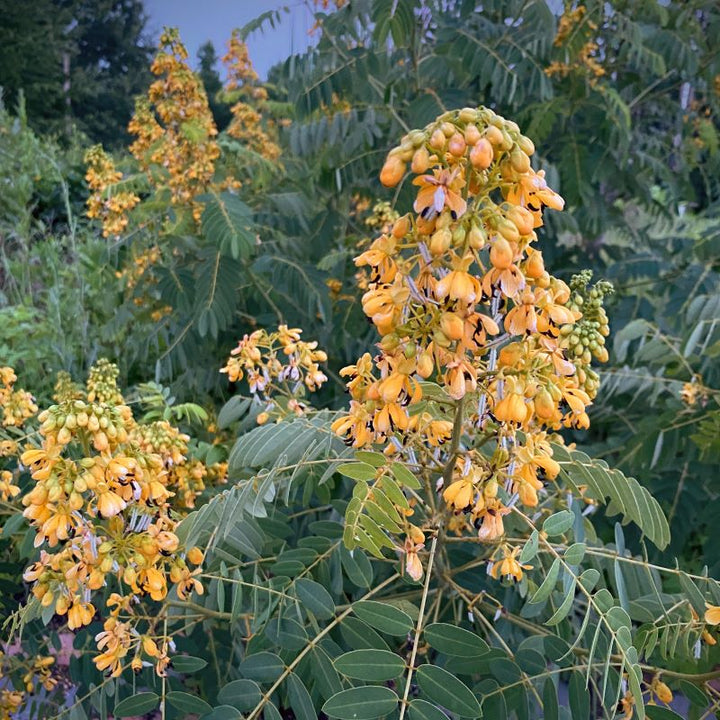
[551,443,670,549]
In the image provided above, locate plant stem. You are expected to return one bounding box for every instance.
[442,395,466,486]
[399,534,438,720]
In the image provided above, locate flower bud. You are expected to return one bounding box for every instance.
[380,155,406,187]
[429,128,446,150]
[490,237,514,270]
[506,205,534,236]
[468,224,486,249]
[464,123,481,145]
[525,250,545,278]
[484,125,504,146]
[448,133,466,157]
[416,352,434,379]
[440,313,464,341]
[497,218,520,243]
[510,146,530,173]
[517,135,535,156]
[411,147,430,173]
[392,215,410,238]
[429,228,452,256]
[470,139,493,170]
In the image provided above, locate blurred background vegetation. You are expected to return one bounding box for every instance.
[0,0,719,576]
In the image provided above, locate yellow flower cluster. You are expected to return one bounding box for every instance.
[129,28,220,218]
[0,688,22,719]
[131,421,206,509]
[222,31,282,161]
[0,367,37,428]
[332,106,612,578]
[19,362,204,677]
[84,145,140,238]
[221,326,328,421]
[546,4,605,82]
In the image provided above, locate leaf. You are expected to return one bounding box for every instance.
[339,616,390,651]
[424,623,489,657]
[199,707,242,720]
[641,708,684,719]
[678,572,706,616]
[545,579,577,626]
[337,462,377,481]
[519,530,539,564]
[569,672,589,720]
[543,679,559,720]
[217,679,262,711]
[295,578,335,620]
[552,443,670,549]
[334,649,405,681]
[390,462,422,489]
[113,693,159,717]
[408,699,451,720]
[353,600,414,636]
[171,655,208,673]
[416,664,482,717]
[200,190,255,259]
[166,691,212,716]
[564,543,586,565]
[530,558,561,604]
[322,686,399,719]
[312,647,343,700]
[286,673,316,720]
[678,680,708,708]
[266,616,307,649]
[238,652,284,682]
[543,511,574,536]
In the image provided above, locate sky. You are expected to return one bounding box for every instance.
[143,0,316,78]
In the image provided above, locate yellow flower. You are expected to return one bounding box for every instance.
[490,546,531,582]
[704,602,720,625]
[443,478,475,511]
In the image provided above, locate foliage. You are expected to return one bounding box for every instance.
[0,2,719,718]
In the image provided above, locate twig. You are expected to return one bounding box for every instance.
[399,535,438,719]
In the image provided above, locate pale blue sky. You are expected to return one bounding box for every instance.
[143,0,316,78]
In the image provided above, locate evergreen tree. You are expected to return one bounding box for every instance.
[0,0,153,146]
[197,41,232,131]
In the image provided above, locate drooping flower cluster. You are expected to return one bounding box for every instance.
[220,326,328,421]
[222,30,282,161]
[332,106,612,580]
[84,145,140,238]
[129,27,220,218]
[131,421,206,509]
[0,367,37,429]
[546,4,605,82]
[19,361,204,677]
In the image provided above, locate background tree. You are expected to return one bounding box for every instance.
[0,0,153,145]
[197,40,233,130]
